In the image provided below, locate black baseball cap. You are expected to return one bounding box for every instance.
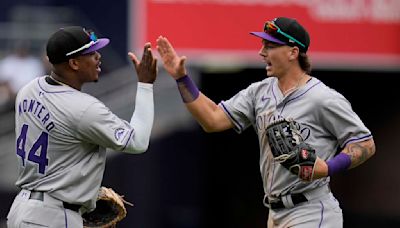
[250,17,310,53]
[46,26,110,64]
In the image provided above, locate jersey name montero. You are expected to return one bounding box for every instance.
[17,98,55,132]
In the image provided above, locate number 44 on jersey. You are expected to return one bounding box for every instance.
[16,124,49,174]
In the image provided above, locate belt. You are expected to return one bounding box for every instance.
[29,191,81,212]
[265,185,331,210]
[265,193,308,210]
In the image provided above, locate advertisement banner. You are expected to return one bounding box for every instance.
[130,0,400,69]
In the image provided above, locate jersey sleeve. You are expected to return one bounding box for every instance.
[319,94,372,148]
[219,84,256,134]
[76,101,140,153]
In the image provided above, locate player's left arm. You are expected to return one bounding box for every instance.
[313,138,376,179]
[311,95,376,180]
[126,42,157,153]
[78,44,157,154]
[342,138,376,168]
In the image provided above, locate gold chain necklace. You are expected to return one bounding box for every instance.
[282,72,306,96]
[49,74,70,88]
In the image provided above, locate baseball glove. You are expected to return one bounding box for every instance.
[82,186,133,228]
[266,118,317,181]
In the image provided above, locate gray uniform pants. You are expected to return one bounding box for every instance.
[267,186,343,228]
[7,189,83,228]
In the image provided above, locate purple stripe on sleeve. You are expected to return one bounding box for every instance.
[342,134,372,148]
[219,102,243,132]
[122,129,135,150]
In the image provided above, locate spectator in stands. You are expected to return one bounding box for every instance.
[0,40,45,111]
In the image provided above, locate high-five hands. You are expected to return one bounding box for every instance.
[156,36,187,79]
[128,37,189,83]
[128,42,158,84]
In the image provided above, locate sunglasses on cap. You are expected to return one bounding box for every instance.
[65,30,98,56]
[264,21,306,49]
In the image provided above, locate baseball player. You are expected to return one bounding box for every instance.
[156,17,376,227]
[7,26,157,227]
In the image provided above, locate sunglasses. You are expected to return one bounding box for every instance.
[264,21,306,49]
[65,29,98,56]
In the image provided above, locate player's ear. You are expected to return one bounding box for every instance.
[68,58,79,70]
[288,46,299,61]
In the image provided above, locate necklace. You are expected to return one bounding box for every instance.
[49,74,70,88]
[282,72,306,96]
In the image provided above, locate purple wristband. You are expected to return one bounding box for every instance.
[176,75,200,103]
[327,152,351,176]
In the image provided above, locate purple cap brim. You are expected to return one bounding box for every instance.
[82,38,110,54]
[250,32,286,45]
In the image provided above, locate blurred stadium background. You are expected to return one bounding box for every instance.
[0,0,399,227]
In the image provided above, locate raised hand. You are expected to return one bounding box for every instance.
[128,42,158,84]
[156,36,187,80]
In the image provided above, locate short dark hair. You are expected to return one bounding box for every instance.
[299,52,311,74]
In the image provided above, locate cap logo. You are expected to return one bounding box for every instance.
[83,28,98,42]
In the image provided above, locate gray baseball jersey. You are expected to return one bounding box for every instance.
[220,77,372,198]
[14,76,146,212]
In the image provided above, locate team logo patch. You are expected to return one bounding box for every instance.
[114,128,127,141]
[301,149,309,159]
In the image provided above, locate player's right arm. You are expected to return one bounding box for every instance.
[156,36,233,132]
[185,93,234,132]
